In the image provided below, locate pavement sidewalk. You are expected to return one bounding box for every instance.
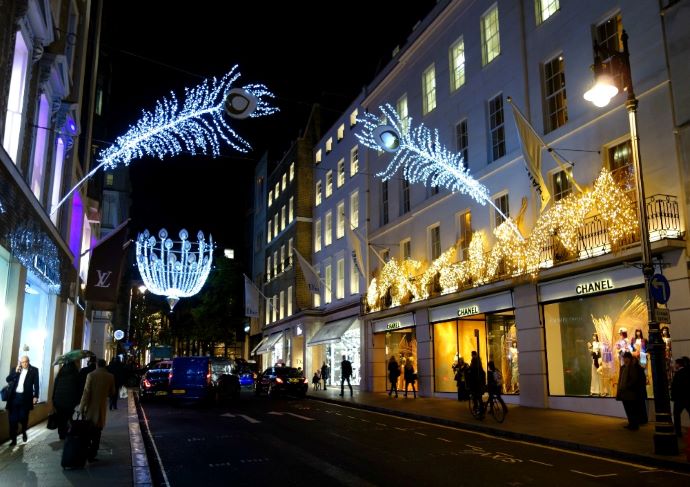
[0,391,151,486]
[308,387,690,472]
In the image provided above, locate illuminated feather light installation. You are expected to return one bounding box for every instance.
[51,66,277,215]
[136,229,213,310]
[356,104,522,239]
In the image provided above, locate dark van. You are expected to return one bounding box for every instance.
[169,356,214,402]
[169,356,240,403]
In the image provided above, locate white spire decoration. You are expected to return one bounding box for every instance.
[136,228,213,310]
[356,104,522,239]
[52,66,277,215]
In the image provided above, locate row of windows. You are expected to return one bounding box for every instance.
[314,192,359,252]
[267,197,294,243]
[267,162,295,207]
[315,146,359,205]
[266,237,294,282]
[315,110,359,164]
[265,286,293,324]
[313,257,361,307]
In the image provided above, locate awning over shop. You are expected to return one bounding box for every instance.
[253,332,283,355]
[250,336,268,356]
[307,318,356,347]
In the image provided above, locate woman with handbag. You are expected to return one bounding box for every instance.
[52,360,80,439]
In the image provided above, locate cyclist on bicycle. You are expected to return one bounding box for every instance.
[487,360,508,416]
[467,351,486,418]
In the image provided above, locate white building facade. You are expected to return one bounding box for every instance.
[354,0,688,418]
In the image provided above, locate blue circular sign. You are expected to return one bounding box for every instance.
[114,330,125,340]
[650,274,671,304]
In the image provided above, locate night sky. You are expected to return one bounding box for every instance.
[100,1,438,265]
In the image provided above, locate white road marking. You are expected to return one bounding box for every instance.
[414,432,427,436]
[139,400,171,487]
[394,427,406,431]
[529,459,553,466]
[360,419,370,423]
[286,412,315,421]
[238,414,261,424]
[436,437,452,443]
[268,411,283,416]
[220,413,235,417]
[376,422,387,426]
[571,470,617,478]
[309,401,661,471]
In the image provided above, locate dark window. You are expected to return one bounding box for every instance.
[401,179,410,214]
[455,119,468,166]
[381,180,389,225]
[543,55,568,133]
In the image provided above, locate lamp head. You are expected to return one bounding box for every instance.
[583,74,618,107]
[138,285,148,294]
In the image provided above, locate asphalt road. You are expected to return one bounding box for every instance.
[138,391,689,486]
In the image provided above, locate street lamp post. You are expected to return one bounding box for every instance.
[584,30,677,455]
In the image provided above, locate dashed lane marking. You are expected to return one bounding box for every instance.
[436,437,452,443]
[529,460,553,467]
[571,470,617,478]
[237,414,261,424]
[414,432,427,437]
[394,427,407,431]
[286,412,315,421]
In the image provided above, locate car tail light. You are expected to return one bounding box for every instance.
[303,378,309,384]
[168,371,173,381]
[143,379,152,388]
[275,377,284,384]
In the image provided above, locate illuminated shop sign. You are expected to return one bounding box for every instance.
[373,313,415,333]
[458,305,480,317]
[575,279,614,296]
[538,266,643,303]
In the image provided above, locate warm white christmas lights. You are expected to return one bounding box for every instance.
[136,228,214,310]
[52,67,277,215]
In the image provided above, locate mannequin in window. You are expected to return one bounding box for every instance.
[631,328,648,368]
[587,333,602,396]
[508,340,519,393]
[662,326,673,384]
[615,327,631,369]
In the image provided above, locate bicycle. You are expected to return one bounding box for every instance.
[468,392,505,423]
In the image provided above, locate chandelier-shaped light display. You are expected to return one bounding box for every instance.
[356,105,521,239]
[136,229,213,310]
[9,223,61,294]
[52,66,278,215]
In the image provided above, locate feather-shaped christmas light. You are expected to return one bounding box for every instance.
[51,66,277,215]
[356,105,521,239]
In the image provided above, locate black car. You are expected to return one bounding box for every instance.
[254,366,308,398]
[139,364,172,400]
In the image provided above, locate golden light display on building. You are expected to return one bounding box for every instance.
[367,169,639,311]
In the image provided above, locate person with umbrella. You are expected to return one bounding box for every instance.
[52,356,82,440]
[79,359,115,462]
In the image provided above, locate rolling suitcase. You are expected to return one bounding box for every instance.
[61,412,92,469]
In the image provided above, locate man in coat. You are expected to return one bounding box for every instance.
[78,355,97,397]
[616,351,644,430]
[5,355,40,446]
[671,357,690,437]
[52,360,80,439]
[340,355,353,397]
[79,359,115,462]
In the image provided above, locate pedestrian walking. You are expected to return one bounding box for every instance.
[671,356,690,437]
[107,356,126,410]
[403,359,416,398]
[616,351,644,430]
[5,355,39,446]
[52,360,80,440]
[321,362,330,391]
[340,355,353,397]
[79,359,115,462]
[78,355,96,397]
[467,351,486,418]
[487,361,508,416]
[387,356,400,398]
[454,357,469,401]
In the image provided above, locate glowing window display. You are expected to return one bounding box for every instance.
[544,287,651,398]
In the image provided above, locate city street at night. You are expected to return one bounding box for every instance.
[138,392,690,486]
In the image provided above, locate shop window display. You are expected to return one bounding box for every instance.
[324,326,361,386]
[385,330,417,393]
[544,288,653,397]
[487,314,518,394]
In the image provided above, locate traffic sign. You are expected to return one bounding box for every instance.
[650,274,670,304]
[654,307,671,324]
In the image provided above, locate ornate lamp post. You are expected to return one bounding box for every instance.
[584,30,677,455]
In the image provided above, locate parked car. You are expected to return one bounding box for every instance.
[254,366,308,398]
[169,356,240,403]
[139,364,172,401]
